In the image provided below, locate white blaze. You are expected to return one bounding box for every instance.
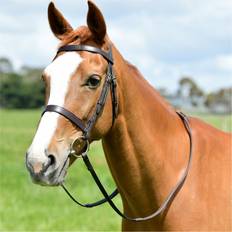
[28,52,83,160]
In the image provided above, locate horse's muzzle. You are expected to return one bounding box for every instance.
[25,150,69,186]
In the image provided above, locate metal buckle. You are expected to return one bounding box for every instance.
[81,140,90,158]
[70,136,90,158]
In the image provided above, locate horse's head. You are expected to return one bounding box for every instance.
[26,1,117,186]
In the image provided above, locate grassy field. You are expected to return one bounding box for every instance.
[0,110,231,232]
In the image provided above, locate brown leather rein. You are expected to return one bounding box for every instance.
[42,44,193,222]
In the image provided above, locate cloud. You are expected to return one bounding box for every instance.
[0,0,231,91]
[216,55,232,71]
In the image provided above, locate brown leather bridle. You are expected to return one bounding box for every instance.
[43,45,117,140]
[42,44,193,221]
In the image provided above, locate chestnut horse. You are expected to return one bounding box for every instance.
[26,1,231,231]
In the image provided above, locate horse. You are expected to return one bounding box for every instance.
[25,1,231,231]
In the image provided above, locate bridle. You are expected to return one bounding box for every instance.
[42,44,193,222]
[44,44,117,140]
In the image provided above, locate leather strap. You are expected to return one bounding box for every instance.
[109,65,118,121]
[58,45,114,64]
[62,184,118,208]
[83,63,115,139]
[42,105,86,132]
[62,111,193,221]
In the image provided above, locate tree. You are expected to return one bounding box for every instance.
[0,57,13,73]
[0,59,45,109]
[0,73,23,108]
[205,88,232,113]
[178,76,204,106]
[157,87,169,98]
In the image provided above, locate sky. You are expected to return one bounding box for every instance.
[1,0,232,92]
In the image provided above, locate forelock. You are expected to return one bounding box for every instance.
[59,25,110,51]
[59,26,92,47]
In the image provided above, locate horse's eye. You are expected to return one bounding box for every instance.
[86,75,101,89]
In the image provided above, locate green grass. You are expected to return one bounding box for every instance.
[0,110,121,231]
[189,112,231,132]
[0,110,231,231]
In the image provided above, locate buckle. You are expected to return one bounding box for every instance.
[70,136,90,158]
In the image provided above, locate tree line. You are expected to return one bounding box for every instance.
[0,58,44,109]
[0,57,231,113]
[159,76,231,113]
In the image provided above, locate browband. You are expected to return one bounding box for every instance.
[58,45,114,64]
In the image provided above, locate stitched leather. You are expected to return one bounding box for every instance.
[58,45,114,64]
[62,184,118,208]
[42,105,86,132]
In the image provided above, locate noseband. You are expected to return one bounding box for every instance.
[42,44,193,222]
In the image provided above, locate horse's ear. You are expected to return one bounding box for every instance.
[48,2,73,40]
[87,1,106,44]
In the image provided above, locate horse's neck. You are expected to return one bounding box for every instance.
[102,51,189,217]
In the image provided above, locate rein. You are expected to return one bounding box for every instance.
[42,44,193,222]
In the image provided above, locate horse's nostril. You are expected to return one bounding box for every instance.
[48,154,55,166]
[42,154,56,172]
